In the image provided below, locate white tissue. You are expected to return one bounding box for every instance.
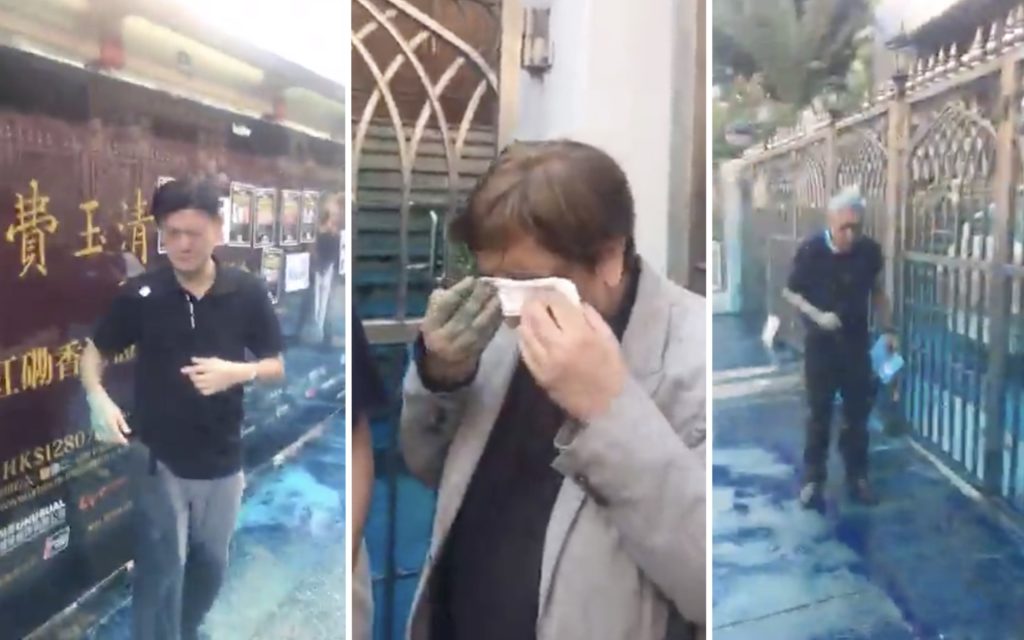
[481,277,581,317]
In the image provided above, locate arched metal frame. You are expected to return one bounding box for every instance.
[835,125,888,239]
[352,0,501,324]
[902,96,998,485]
[350,3,508,639]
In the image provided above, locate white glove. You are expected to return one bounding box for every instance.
[814,311,843,331]
[86,389,131,446]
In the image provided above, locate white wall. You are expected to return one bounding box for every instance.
[515,0,676,275]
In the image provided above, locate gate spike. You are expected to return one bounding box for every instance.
[966,26,985,66]
[925,54,938,83]
[986,20,1001,58]
[912,57,926,89]
[1005,11,1017,46]
[947,43,960,74]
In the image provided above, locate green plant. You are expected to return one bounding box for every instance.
[713,0,871,107]
[712,0,875,159]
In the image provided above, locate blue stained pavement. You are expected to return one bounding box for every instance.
[713,315,1024,640]
[86,416,347,640]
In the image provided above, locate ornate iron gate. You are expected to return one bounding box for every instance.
[903,90,998,488]
[350,1,511,637]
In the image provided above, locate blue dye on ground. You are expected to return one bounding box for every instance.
[89,417,346,640]
[713,315,1024,639]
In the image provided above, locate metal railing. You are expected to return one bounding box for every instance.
[735,8,1024,510]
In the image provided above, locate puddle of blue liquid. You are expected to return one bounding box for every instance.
[90,420,346,640]
[713,316,1024,639]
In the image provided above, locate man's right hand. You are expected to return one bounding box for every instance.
[421,277,503,385]
[85,389,131,446]
[815,311,842,331]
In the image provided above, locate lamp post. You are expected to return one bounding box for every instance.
[823,76,843,122]
[889,23,913,98]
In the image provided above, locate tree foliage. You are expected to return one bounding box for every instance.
[713,0,873,107]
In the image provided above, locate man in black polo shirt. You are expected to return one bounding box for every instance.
[81,177,285,640]
[783,186,896,509]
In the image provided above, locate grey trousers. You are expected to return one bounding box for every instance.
[130,444,245,640]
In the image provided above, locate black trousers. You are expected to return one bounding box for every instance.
[803,334,875,483]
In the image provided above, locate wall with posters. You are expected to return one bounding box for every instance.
[0,47,344,637]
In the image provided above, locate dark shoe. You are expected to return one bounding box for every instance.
[847,478,877,505]
[799,482,824,509]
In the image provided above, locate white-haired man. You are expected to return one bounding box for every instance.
[782,187,896,508]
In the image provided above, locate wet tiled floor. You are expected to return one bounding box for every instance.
[88,418,346,640]
[713,316,1024,639]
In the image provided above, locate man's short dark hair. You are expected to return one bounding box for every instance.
[151,177,221,225]
[451,139,636,268]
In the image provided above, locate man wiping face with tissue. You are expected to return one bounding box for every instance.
[399,139,707,640]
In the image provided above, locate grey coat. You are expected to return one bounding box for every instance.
[400,259,707,640]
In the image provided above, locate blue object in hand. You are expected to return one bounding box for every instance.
[871,336,904,385]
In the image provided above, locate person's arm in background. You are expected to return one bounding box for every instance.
[83,283,143,445]
[352,411,374,561]
[871,245,899,351]
[872,284,892,329]
[246,278,287,383]
[351,307,388,564]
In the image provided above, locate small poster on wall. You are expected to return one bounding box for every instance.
[253,188,277,248]
[228,182,255,247]
[219,196,231,245]
[261,247,284,304]
[279,190,302,246]
[155,175,175,254]
[300,190,319,243]
[284,251,311,293]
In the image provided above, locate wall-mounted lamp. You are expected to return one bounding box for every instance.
[521,8,553,75]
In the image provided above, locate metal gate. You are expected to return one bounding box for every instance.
[902,89,999,490]
[734,14,1024,512]
[350,1,512,637]
[748,137,830,346]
